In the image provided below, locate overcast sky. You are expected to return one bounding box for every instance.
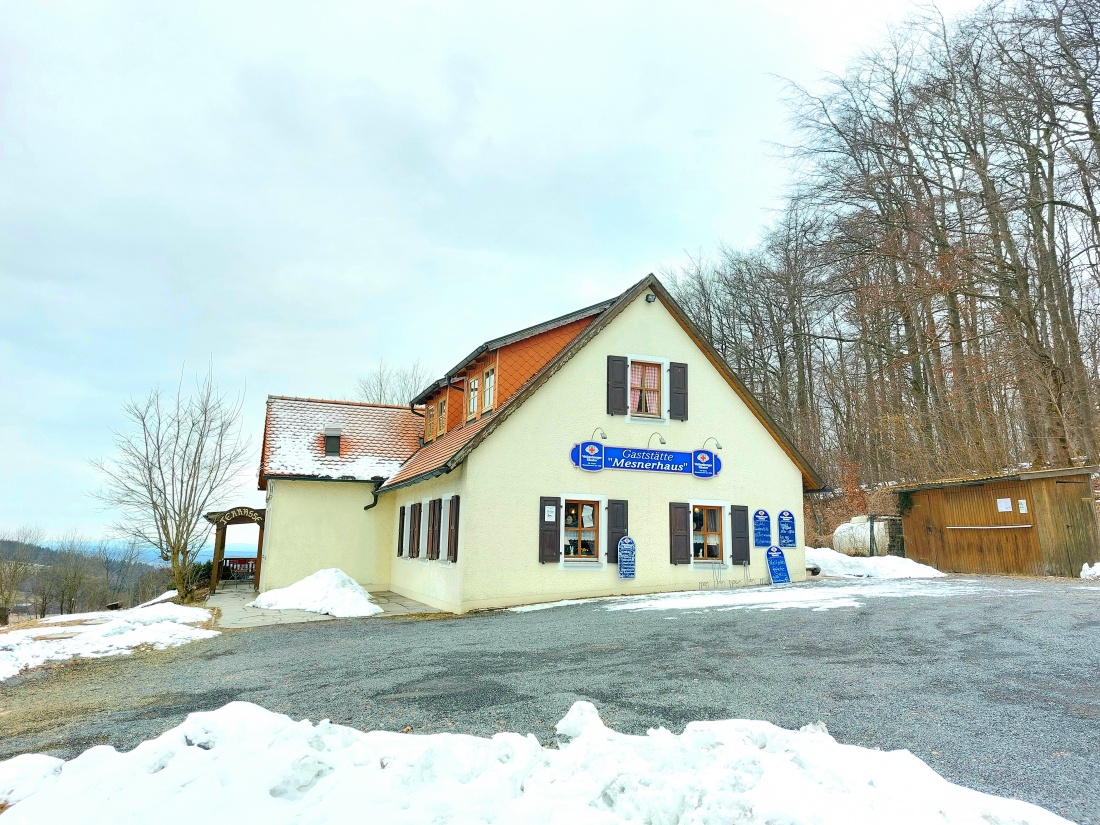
[0,0,982,542]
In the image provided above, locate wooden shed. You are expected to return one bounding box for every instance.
[897,467,1099,577]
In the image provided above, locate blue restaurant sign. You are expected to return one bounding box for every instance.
[753,509,771,547]
[766,547,791,584]
[778,510,796,547]
[617,536,636,579]
[570,441,722,478]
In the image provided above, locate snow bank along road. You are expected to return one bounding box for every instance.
[1,577,1097,823]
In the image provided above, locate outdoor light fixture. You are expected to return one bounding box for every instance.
[703,436,723,450]
[647,432,667,447]
[645,293,657,303]
[591,427,608,441]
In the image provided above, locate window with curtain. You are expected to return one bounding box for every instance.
[692,505,723,560]
[425,406,435,441]
[563,500,599,560]
[436,399,446,435]
[630,361,661,417]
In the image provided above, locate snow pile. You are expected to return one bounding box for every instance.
[0,602,217,682]
[807,546,946,579]
[248,569,382,617]
[0,701,1067,825]
[134,590,178,608]
[1081,562,1100,580]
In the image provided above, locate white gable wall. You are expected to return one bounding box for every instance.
[259,479,393,592]
[456,289,806,611]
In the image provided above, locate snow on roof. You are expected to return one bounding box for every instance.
[259,396,422,488]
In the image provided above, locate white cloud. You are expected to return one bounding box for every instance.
[0,0,984,534]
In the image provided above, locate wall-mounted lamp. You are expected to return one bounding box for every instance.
[702,436,723,450]
[647,432,667,448]
[590,427,608,441]
[645,293,657,303]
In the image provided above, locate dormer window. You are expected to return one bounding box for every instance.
[467,376,479,420]
[324,427,342,456]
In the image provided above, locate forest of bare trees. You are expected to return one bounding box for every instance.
[670,0,1100,489]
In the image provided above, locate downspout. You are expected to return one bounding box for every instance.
[364,476,385,511]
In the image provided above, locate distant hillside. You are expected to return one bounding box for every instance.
[0,539,165,576]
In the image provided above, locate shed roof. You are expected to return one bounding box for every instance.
[259,396,422,489]
[890,466,1098,494]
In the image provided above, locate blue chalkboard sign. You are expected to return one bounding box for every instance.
[753,509,771,547]
[778,510,796,547]
[766,547,791,584]
[617,536,636,579]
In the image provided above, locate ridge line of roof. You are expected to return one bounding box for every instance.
[267,395,420,410]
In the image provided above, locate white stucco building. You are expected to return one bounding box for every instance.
[257,275,825,613]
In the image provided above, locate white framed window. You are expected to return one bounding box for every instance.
[689,499,730,566]
[558,494,608,569]
[483,367,495,411]
[624,354,670,423]
[467,376,480,420]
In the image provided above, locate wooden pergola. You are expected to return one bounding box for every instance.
[203,506,266,593]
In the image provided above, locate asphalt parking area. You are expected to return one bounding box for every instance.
[2,576,1098,823]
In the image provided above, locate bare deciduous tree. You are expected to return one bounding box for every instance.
[0,526,42,625]
[92,369,250,602]
[355,358,434,406]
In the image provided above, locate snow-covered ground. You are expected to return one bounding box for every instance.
[807,546,945,579]
[511,578,995,614]
[0,700,1067,824]
[248,568,382,617]
[0,598,217,682]
[1081,562,1100,580]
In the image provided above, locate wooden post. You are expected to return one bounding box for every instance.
[253,523,264,592]
[211,525,226,594]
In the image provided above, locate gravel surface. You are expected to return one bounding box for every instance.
[2,575,1098,823]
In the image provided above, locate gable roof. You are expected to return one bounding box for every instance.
[382,274,827,492]
[410,298,615,405]
[259,396,422,489]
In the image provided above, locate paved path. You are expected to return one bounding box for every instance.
[206,586,436,628]
[2,576,1098,823]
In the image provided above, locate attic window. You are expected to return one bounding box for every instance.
[324,427,342,456]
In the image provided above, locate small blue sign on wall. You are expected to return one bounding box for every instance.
[766,547,791,584]
[617,536,636,579]
[570,442,722,478]
[753,509,771,547]
[778,510,796,547]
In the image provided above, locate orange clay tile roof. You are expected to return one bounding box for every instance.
[259,396,422,489]
[381,412,496,488]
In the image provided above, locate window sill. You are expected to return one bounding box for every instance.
[693,560,727,566]
[561,560,602,569]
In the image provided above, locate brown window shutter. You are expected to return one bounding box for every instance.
[730,505,750,564]
[409,503,422,558]
[426,500,436,559]
[607,499,628,564]
[539,496,562,563]
[447,495,460,562]
[432,499,444,559]
[669,362,688,420]
[669,502,691,564]
[607,356,628,415]
[397,505,406,557]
